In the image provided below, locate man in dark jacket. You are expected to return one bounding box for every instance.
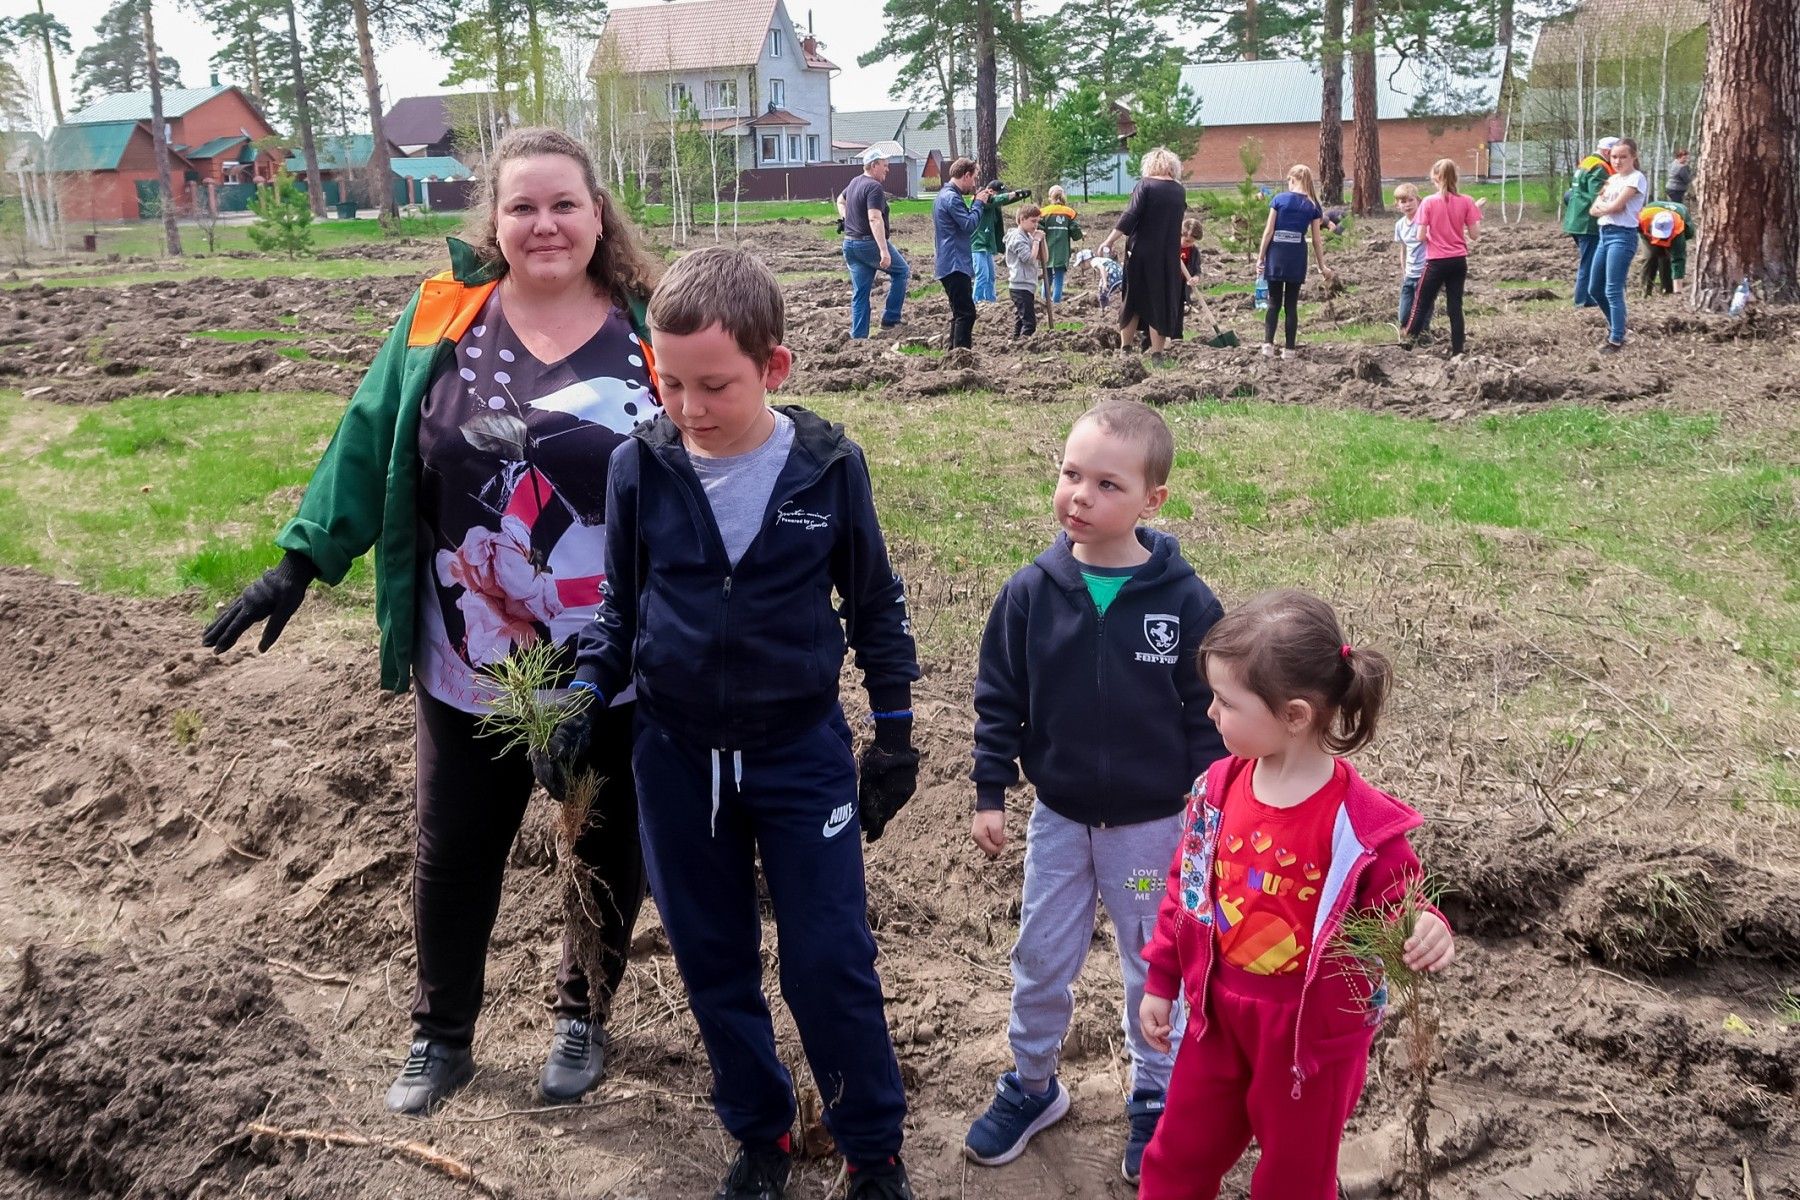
[933,159,994,350]
[543,247,922,1200]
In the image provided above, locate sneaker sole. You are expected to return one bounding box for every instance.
[962,1088,1072,1167]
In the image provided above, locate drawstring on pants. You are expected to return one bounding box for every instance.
[708,747,743,837]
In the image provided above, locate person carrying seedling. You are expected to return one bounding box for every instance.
[201,128,661,1116]
[963,399,1226,1184]
[1637,200,1691,297]
[1039,186,1083,304]
[536,245,923,1200]
[1136,590,1455,1200]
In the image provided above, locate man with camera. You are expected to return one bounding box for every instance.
[933,159,998,350]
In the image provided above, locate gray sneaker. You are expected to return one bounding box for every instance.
[539,1017,606,1102]
[384,1039,474,1116]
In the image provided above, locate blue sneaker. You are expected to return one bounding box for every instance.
[1121,1088,1166,1183]
[964,1073,1071,1166]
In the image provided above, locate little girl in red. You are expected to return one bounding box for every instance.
[1137,589,1455,1200]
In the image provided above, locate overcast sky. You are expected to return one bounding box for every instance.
[22,0,962,121]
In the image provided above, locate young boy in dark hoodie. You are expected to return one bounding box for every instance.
[539,246,922,1200]
[963,399,1226,1184]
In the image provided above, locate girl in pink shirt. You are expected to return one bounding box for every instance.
[1402,158,1482,354]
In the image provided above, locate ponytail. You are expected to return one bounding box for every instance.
[1326,641,1392,755]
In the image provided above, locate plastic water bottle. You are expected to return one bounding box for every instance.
[1254,273,1269,311]
[1729,278,1751,316]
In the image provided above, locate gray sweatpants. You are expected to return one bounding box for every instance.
[1008,802,1186,1094]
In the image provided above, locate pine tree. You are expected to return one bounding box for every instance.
[1349,0,1379,213]
[4,3,73,123]
[75,0,181,105]
[249,165,315,257]
[998,101,1063,196]
[860,0,974,162]
[1151,0,1306,62]
[1317,0,1344,204]
[1053,82,1121,200]
[1125,57,1203,164]
[1056,0,1174,97]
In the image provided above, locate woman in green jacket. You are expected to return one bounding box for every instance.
[203,128,661,1117]
[1564,134,1617,308]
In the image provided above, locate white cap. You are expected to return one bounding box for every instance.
[862,147,888,166]
[1598,136,1620,152]
[1649,210,1677,240]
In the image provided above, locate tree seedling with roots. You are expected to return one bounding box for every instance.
[477,639,608,1024]
[1331,873,1443,1200]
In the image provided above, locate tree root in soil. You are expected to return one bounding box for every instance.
[246,1121,512,1198]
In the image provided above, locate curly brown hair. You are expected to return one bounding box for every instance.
[461,127,661,303]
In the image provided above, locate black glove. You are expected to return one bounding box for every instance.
[531,695,598,801]
[202,551,317,653]
[858,715,919,842]
[1015,188,1032,200]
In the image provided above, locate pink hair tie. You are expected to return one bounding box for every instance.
[1340,644,1353,661]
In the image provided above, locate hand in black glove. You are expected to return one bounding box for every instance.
[531,695,598,801]
[201,551,317,653]
[858,715,919,843]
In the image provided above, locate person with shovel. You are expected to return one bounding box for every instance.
[201,128,659,1117]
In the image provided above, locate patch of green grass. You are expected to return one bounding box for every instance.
[896,344,945,357]
[1311,321,1395,343]
[8,256,432,290]
[1496,278,1567,290]
[1053,320,1084,331]
[193,328,306,343]
[1205,281,1254,295]
[276,347,313,361]
[62,214,463,261]
[0,388,371,611]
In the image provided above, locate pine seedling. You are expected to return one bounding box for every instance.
[1331,872,1443,1200]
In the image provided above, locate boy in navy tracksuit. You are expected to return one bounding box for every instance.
[539,247,921,1200]
[962,399,1225,1184]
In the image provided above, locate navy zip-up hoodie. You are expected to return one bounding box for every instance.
[971,529,1226,826]
[574,404,918,750]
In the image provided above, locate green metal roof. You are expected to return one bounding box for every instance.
[45,121,139,171]
[289,133,375,173]
[388,155,470,181]
[65,84,233,125]
[184,134,250,159]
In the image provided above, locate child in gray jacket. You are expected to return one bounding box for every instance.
[1004,205,1047,336]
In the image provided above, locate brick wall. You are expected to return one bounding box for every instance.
[169,90,279,148]
[1184,117,1491,186]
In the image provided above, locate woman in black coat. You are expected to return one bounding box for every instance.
[1099,147,1189,351]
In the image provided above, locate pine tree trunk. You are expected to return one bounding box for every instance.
[350,0,398,226]
[1497,0,1516,104]
[1350,0,1380,214]
[1244,0,1259,61]
[35,0,63,124]
[1012,0,1025,106]
[491,0,510,130]
[527,0,545,124]
[942,38,958,162]
[283,0,328,218]
[1690,0,1799,307]
[1318,0,1345,205]
[142,3,183,255]
[976,0,997,186]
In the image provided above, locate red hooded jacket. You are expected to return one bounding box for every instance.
[1143,754,1450,1097]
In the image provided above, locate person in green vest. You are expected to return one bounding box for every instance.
[1038,186,1084,303]
[972,179,1029,302]
[1563,134,1617,308]
[202,127,662,1118]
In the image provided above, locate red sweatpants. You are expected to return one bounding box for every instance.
[1138,964,1373,1200]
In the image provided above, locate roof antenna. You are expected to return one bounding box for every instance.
[809,9,814,32]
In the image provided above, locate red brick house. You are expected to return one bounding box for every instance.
[1178,56,1500,186]
[48,82,282,221]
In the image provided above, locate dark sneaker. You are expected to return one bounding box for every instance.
[963,1072,1070,1166]
[714,1140,792,1200]
[880,319,907,331]
[384,1039,474,1116]
[538,1017,606,1102]
[1121,1088,1166,1183]
[1600,340,1623,354]
[848,1157,915,1199]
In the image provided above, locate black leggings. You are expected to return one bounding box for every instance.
[1407,255,1468,352]
[1012,287,1038,336]
[942,271,977,349]
[1264,278,1300,349]
[411,688,645,1046]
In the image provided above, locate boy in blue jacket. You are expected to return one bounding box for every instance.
[963,399,1225,1184]
[540,246,922,1200]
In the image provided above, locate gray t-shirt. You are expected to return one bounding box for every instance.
[843,174,889,240]
[689,409,796,567]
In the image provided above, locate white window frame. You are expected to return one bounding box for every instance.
[769,28,783,57]
[760,133,781,163]
[667,81,692,112]
[704,78,738,112]
[806,134,820,161]
[788,133,802,161]
[768,78,785,108]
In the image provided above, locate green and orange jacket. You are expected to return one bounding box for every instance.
[1038,204,1083,270]
[274,237,656,692]
[1562,152,1615,237]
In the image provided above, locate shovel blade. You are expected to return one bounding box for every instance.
[1209,331,1241,348]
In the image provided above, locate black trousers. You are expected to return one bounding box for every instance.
[942,271,976,349]
[1264,278,1301,348]
[1407,255,1468,352]
[1011,287,1038,336]
[1642,244,1673,295]
[411,688,646,1046]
